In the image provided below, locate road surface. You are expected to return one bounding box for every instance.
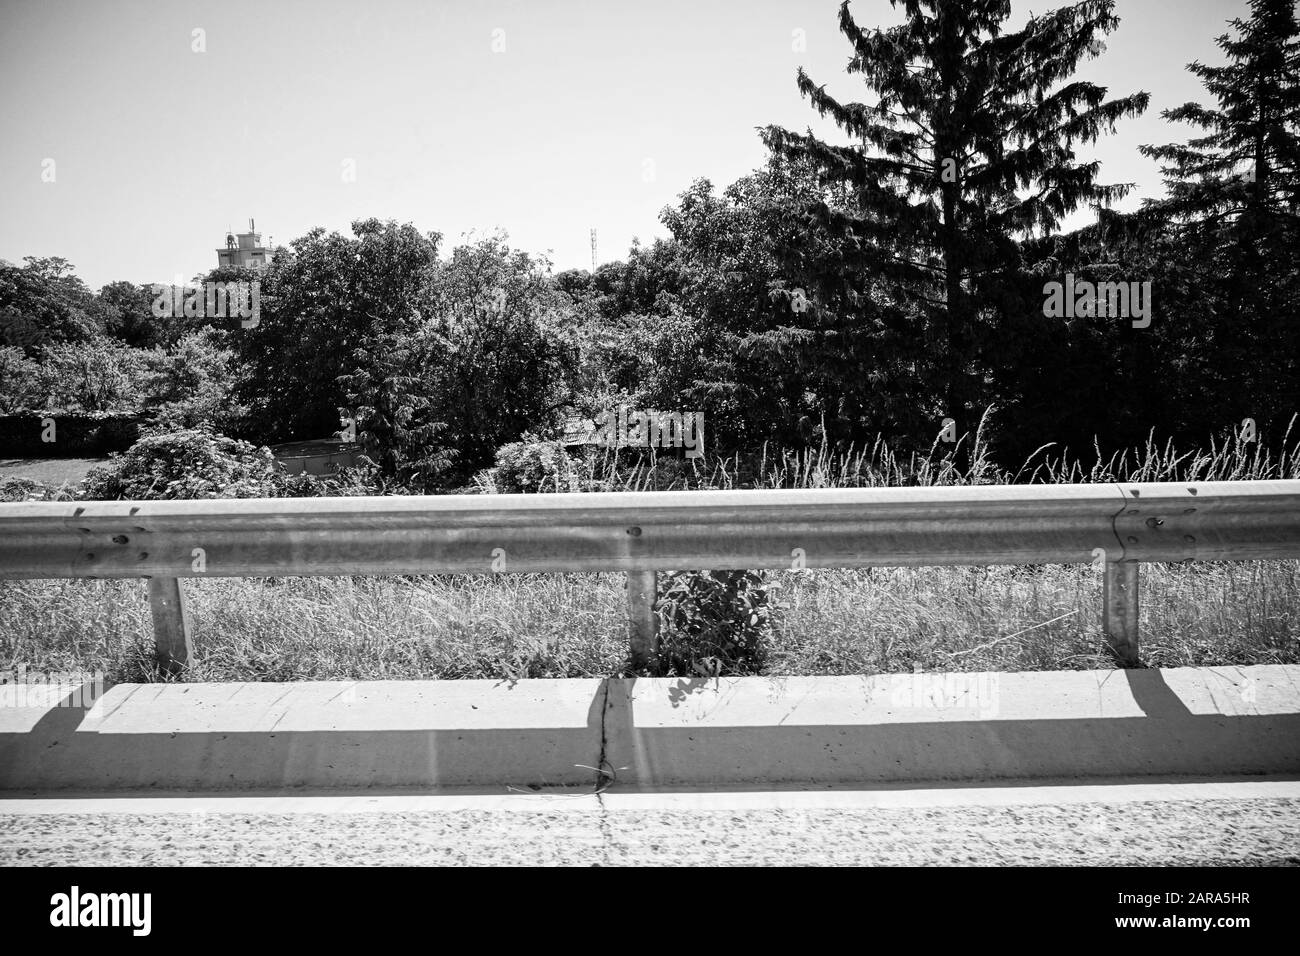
[2,780,1297,866]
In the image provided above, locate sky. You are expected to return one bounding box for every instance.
[0,0,1256,290]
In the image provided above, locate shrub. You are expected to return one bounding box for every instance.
[651,569,783,676]
[490,440,581,493]
[0,476,78,503]
[80,427,316,500]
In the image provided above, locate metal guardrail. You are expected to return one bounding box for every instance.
[2,480,1299,670]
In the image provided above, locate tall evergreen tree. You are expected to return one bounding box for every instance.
[1140,0,1300,232]
[1138,0,1300,441]
[762,0,1148,450]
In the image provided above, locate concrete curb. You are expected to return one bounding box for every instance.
[2,666,1297,791]
[0,679,606,790]
[604,666,1300,786]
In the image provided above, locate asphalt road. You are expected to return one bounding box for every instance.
[2,781,1298,865]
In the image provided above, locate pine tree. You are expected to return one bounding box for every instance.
[762,0,1148,450]
[1138,0,1300,443]
[1139,0,1300,233]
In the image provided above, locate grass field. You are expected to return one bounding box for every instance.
[0,457,107,485]
[2,562,1296,683]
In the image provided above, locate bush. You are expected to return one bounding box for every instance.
[80,427,321,500]
[0,476,78,503]
[651,569,783,676]
[490,440,581,493]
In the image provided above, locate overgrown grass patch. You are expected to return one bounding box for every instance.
[3,561,1296,682]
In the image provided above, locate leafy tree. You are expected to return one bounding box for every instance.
[0,257,101,351]
[231,219,441,442]
[339,235,579,488]
[0,346,42,413]
[97,280,172,348]
[30,339,143,413]
[652,161,913,450]
[338,323,456,487]
[141,329,249,434]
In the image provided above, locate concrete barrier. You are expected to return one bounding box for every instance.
[603,666,1300,786]
[0,679,606,791]
[2,666,1297,792]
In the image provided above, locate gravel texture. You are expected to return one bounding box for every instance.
[3,798,1298,866]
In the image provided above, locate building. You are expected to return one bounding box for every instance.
[216,219,272,270]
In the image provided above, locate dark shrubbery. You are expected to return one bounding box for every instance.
[650,569,784,677]
[0,411,141,457]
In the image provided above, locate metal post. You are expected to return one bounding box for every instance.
[627,570,658,668]
[149,576,193,675]
[1103,561,1139,667]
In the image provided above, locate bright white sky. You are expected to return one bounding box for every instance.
[0,0,1252,290]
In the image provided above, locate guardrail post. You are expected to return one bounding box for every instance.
[149,576,193,675]
[1102,561,1139,667]
[627,570,658,668]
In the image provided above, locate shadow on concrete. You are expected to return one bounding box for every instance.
[3,674,1298,791]
[602,676,1300,787]
[0,684,608,791]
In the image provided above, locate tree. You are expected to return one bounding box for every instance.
[1140,0,1300,232]
[337,323,455,487]
[761,0,1149,452]
[230,219,441,442]
[1137,0,1300,444]
[0,257,101,351]
[652,160,930,450]
[0,346,42,413]
[338,235,579,488]
[141,329,249,434]
[30,340,143,413]
[97,280,170,348]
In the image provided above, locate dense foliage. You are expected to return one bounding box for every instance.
[80,428,323,500]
